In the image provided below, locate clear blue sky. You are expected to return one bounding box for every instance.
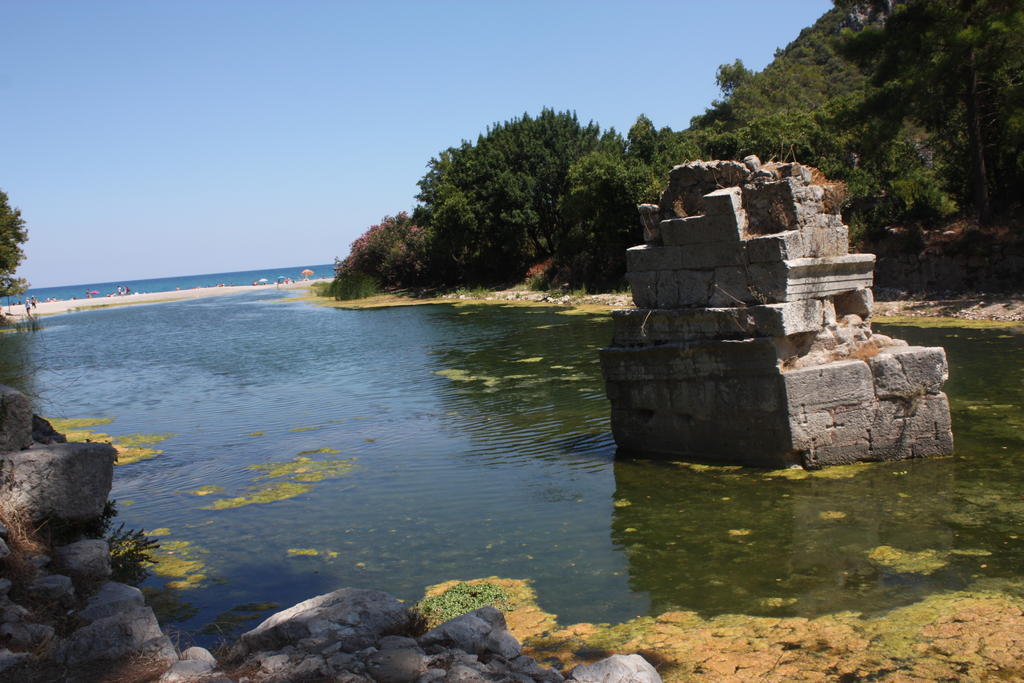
[3,1,830,288]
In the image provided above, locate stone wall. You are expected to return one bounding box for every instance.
[600,159,954,468]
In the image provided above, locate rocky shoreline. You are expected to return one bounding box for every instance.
[0,385,660,682]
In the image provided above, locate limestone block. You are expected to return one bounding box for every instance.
[660,216,708,246]
[638,203,661,244]
[668,380,716,419]
[626,244,684,272]
[713,375,785,413]
[661,210,747,245]
[0,385,33,454]
[676,269,713,307]
[703,187,743,216]
[627,271,657,309]
[908,394,954,458]
[784,360,874,411]
[659,160,749,218]
[655,271,679,308]
[745,231,805,263]
[799,221,848,258]
[56,539,112,580]
[601,339,780,383]
[680,241,745,270]
[868,346,948,399]
[834,287,874,318]
[789,409,835,451]
[610,303,824,345]
[709,266,755,307]
[749,255,875,303]
[0,441,116,523]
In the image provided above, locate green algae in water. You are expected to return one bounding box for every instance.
[115,433,177,447]
[187,485,225,497]
[288,426,321,432]
[515,357,544,363]
[286,548,339,558]
[867,545,949,574]
[249,455,357,482]
[48,417,114,431]
[149,539,209,589]
[202,481,313,510]
[297,447,342,455]
[247,431,265,437]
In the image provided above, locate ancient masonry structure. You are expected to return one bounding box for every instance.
[599,158,954,468]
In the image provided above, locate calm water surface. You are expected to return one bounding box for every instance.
[4,291,1023,645]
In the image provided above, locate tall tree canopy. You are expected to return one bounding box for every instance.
[843,0,1024,224]
[0,190,28,298]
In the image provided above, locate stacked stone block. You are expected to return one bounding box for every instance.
[600,159,954,468]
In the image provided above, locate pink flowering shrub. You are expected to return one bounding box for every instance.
[336,213,433,288]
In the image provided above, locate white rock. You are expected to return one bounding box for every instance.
[159,658,216,682]
[569,654,662,683]
[59,605,176,666]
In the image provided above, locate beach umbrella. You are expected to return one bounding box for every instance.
[86,290,100,295]
[300,269,314,279]
[276,276,287,282]
[257,278,269,284]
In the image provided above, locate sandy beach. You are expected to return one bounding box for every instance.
[3,279,331,321]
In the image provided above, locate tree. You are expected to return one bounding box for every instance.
[0,190,28,298]
[844,0,1024,223]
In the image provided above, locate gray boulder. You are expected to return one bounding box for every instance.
[0,621,55,649]
[32,414,66,445]
[56,539,112,580]
[365,647,428,683]
[59,605,176,666]
[0,648,31,675]
[232,588,412,659]
[0,537,9,560]
[0,441,116,523]
[78,581,146,622]
[159,658,216,682]
[418,606,522,660]
[0,386,32,453]
[30,573,75,605]
[569,654,661,683]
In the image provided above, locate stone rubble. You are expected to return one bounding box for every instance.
[601,159,954,468]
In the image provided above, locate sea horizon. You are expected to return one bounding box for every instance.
[18,263,335,304]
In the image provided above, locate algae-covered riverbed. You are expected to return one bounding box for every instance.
[2,290,1023,665]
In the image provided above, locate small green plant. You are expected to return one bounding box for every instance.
[108,522,160,585]
[414,581,511,629]
[328,271,380,300]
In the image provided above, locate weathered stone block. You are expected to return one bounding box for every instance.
[626,244,685,272]
[0,386,33,454]
[609,300,825,345]
[627,271,657,309]
[655,271,680,308]
[834,287,873,318]
[784,360,874,411]
[708,266,755,307]
[676,269,712,307]
[703,187,744,216]
[868,346,948,399]
[745,231,805,263]
[749,255,875,303]
[799,221,848,257]
[56,539,112,580]
[0,442,117,523]
[679,241,745,269]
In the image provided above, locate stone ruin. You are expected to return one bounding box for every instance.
[599,158,954,468]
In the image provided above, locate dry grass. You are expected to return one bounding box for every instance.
[0,497,46,593]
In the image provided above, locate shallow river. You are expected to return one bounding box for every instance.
[3,291,1023,646]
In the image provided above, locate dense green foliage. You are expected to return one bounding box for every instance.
[330,0,1023,293]
[414,581,511,629]
[0,190,28,298]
